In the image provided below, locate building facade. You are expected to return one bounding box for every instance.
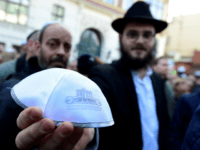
[0,0,169,63]
[165,14,200,73]
[165,14,200,62]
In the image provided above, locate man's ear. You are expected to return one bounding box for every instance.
[34,41,40,55]
[27,39,33,47]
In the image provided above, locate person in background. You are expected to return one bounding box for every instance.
[173,78,190,100]
[19,40,28,55]
[77,54,103,77]
[184,75,200,93]
[177,66,187,78]
[67,60,78,71]
[0,30,40,84]
[152,56,176,120]
[152,56,169,80]
[0,23,97,150]
[181,98,200,149]
[0,43,5,64]
[194,70,200,85]
[0,44,20,64]
[170,77,200,150]
[25,30,41,61]
[89,2,170,149]
[168,73,178,85]
[188,74,196,82]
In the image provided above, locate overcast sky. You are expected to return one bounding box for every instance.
[168,0,200,22]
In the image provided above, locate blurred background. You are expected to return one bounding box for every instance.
[0,0,200,75]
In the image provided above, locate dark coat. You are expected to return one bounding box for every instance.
[191,84,200,93]
[0,57,41,149]
[181,101,200,149]
[89,59,170,150]
[170,92,200,150]
[0,54,26,83]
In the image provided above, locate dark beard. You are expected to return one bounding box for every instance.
[39,48,67,70]
[119,41,156,70]
[38,48,48,70]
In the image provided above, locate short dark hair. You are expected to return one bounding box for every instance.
[39,22,69,44]
[77,54,102,75]
[27,30,39,41]
[152,56,168,66]
[39,24,52,43]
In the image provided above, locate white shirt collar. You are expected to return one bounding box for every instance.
[131,66,153,77]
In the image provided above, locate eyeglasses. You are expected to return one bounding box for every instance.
[126,31,155,42]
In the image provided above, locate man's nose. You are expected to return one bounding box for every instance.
[135,34,145,43]
[57,45,65,56]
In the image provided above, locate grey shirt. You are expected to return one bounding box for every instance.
[165,81,176,120]
[0,59,17,83]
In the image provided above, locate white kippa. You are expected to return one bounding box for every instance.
[178,66,186,73]
[11,68,114,128]
[21,40,27,45]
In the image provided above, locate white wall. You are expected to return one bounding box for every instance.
[0,0,121,63]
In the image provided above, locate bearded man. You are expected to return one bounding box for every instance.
[89,2,170,150]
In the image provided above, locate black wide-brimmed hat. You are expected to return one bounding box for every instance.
[112,1,168,33]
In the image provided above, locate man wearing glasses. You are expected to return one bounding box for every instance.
[89,1,170,150]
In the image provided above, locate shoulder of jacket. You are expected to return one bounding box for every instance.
[151,72,165,83]
[91,63,117,73]
[0,59,17,68]
[181,92,200,101]
[152,71,162,79]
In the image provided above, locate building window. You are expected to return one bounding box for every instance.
[104,0,114,5]
[146,0,164,20]
[122,0,134,10]
[0,0,29,25]
[78,28,102,57]
[52,5,64,22]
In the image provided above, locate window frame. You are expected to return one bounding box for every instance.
[52,4,65,22]
[0,0,29,25]
[78,28,102,57]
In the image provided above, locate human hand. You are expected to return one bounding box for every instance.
[16,106,95,150]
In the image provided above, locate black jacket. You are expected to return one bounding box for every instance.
[181,96,200,150]
[89,59,170,150]
[0,57,41,149]
[170,92,200,150]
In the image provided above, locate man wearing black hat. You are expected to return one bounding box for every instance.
[89,1,170,150]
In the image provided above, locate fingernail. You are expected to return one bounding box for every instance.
[60,123,73,137]
[29,107,41,120]
[60,132,70,137]
[40,119,53,133]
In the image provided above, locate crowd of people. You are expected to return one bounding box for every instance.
[1,1,200,150]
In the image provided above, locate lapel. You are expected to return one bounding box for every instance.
[150,72,162,120]
[112,59,162,120]
[112,60,141,120]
